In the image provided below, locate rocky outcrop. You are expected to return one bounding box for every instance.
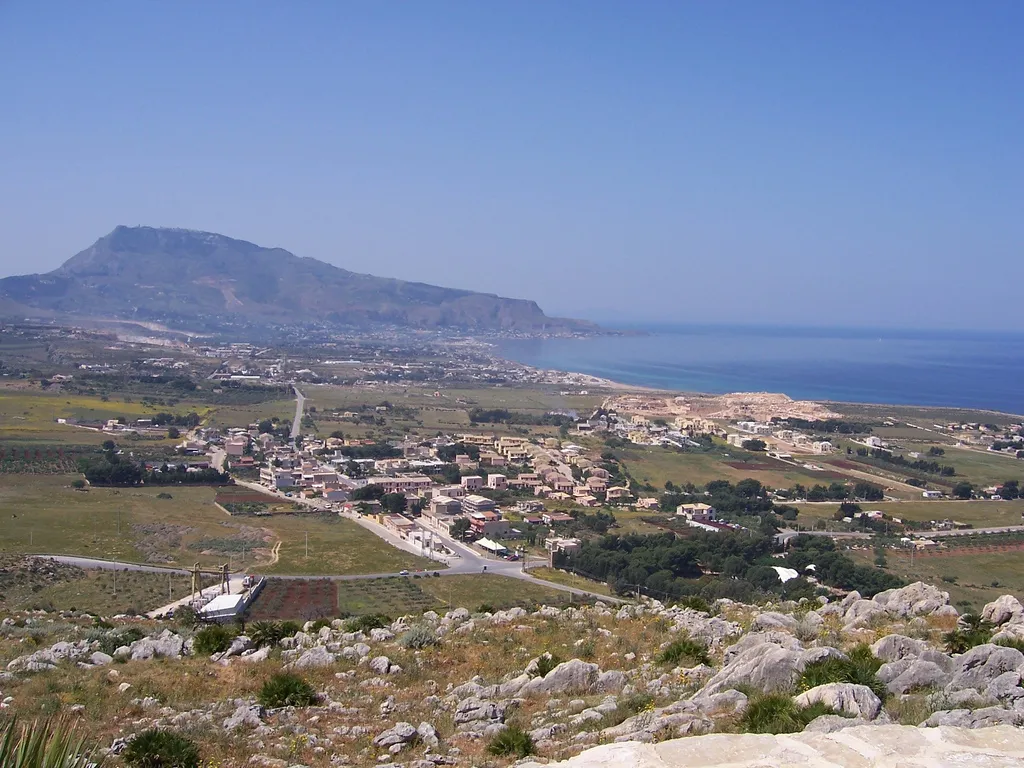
[520,724,1024,767]
[793,683,882,719]
[982,595,1024,627]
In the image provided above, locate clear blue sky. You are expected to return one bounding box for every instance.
[1,2,1021,329]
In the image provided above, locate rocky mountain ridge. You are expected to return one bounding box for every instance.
[0,226,596,334]
[4,583,1024,766]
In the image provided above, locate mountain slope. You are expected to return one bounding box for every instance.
[0,226,593,333]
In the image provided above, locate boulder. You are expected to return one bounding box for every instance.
[872,582,950,617]
[843,600,887,629]
[803,715,875,733]
[923,707,1024,728]
[871,634,927,662]
[416,721,439,748]
[595,670,628,693]
[723,631,802,664]
[372,722,418,747]
[794,683,882,720]
[982,595,1024,627]
[223,703,264,730]
[287,646,336,670]
[519,660,600,697]
[750,612,799,633]
[129,630,184,661]
[454,696,507,724]
[240,647,271,663]
[881,660,950,695]
[697,643,803,699]
[946,644,1024,693]
[369,656,392,675]
[89,652,114,666]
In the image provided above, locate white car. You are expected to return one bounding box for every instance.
[399,570,409,576]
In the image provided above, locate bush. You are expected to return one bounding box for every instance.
[248,621,286,649]
[944,613,994,654]
[657,637,711,667]
[258,672,319,708]
[798,646,885,700]
[486,725,535,758]
[994,637,1024,653]
[533,653,563,678]
[674,595,712,614]
[740,693,843,734]
[174,605,197,628]
[398,624,438,649]
[343,613,391,633]
[89,626,145,656]
[122,728,200,767]
[192,624,235,655]
[278,620,300,637]
[0,716,103,768]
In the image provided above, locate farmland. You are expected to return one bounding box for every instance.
[0,474,432,577]
[246,574,590,619]
[793,500,1024,529]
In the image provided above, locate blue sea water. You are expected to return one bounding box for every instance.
[496,325,1024,415]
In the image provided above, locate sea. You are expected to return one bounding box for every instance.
[496,324,1024,416]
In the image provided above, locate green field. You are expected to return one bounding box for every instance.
[204,398,297,430]
[0,474,433,576]
[793,500,1024,529]
[935,447,1024,488]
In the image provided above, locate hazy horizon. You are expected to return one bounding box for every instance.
[2,3,1021,331]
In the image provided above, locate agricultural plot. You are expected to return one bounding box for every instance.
[336,577,439,617]
[793,500,1024,529]
[244,578,338,621]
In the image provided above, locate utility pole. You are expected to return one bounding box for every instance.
[168,573,173,601]
[305,531,309,558]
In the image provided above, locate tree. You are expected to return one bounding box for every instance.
[102,440,116,451]
[450,518,471,539]
[952,481,974,500]
[258,419,274,434]
[381,493,407,514]
[167,426,180,439]
[741,439,767,452]
[330,430,346,440]
[997,480,1020,500]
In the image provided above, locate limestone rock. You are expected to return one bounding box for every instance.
[519,724,1024,768]
[751,612,799,633]
[697,643,803,698]
[519,660,600,697]
[982,595,1024,627]
[946,644,1024,693]
[794,683,882,720]
[129,630,185,661]
[223,703,265,730]
[923,707,1024,728]
[803,715,874,733]
[454,696,507,724]
[871,634,928,662]
[287,646,336,670]
[881,659,951,695]
[372,722,418,747]
[873,582,950,617]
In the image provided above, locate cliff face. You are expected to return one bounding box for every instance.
[0,226,596,333]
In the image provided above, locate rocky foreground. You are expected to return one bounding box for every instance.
[3,583,1024,765]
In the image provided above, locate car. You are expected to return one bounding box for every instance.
[399,570,409,576]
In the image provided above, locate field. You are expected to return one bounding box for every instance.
[0,474,433,577]
[0,388,204,446]
[793,500,1024,529]
[615,444,847,490]
[0,554,217,615]
[528,567,616,598]
[204,399,297,430]
[245,574,586,619]
[933,447,1024,488]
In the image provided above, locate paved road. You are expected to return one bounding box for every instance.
[291,385,305,442]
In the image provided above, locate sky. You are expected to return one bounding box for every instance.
[1,2,1021,330]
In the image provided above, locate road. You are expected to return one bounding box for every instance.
[291,385,305,442]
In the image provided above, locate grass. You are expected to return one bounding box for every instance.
[0,717,105,768]
[740,694,841,734]
[0,474,433,579]
[418,573,590,612]
[797,646,886,700]
[258,672,318,708]
[526,567,616,598]
[656,637,711,667]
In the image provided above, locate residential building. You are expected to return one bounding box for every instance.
[486,474,508,490]
[365,474,433,494]
[462,494,497,515]
[542,511,575,526]
[461,475,484,491]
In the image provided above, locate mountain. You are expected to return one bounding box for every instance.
[0,226,595,334]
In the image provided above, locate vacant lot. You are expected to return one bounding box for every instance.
[794,500,1024,529]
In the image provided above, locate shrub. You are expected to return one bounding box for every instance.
[122,728,200,768]
[533,653,563,678]
[192,624,235,655]
[89,626,144,656]
[995,637,1024,653]
[798,647,886,700]
[173,606,197,628]
[248,621,286,649]
[944,614,994,654]
[0,717,102,768]
[278,620,301,637]
[657,637,711,667]
[477,603,495,614]
[740,694,843,734]
[258,672,319,708]
[398,624,438,649]
[675,595,712,614]
[486,725,535,758]
[343,613,391,633]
